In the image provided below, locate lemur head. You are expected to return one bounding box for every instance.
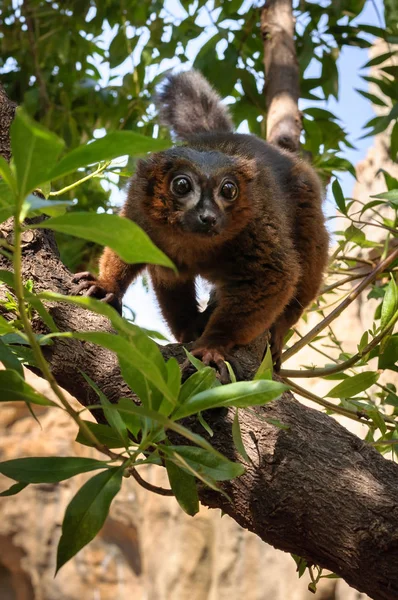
[134,146,256,238]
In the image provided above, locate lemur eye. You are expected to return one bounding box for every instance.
[171,176,192,196]
[220,181,238,201]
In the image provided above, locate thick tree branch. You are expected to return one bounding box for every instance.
[260,0,301,151]
[2,53,398,600]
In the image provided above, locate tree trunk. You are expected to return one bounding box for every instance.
[261,0,301,151]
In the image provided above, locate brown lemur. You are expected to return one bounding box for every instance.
[73,70,329,373]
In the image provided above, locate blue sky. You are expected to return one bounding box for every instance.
[98,0,385,336]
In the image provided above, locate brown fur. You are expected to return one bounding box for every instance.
[73,72,329,370]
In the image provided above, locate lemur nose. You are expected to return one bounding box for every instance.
[199,213,217,227]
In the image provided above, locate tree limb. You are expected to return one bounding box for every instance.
[260,0,301,151]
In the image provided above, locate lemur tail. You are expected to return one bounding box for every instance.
[155,70,233,140]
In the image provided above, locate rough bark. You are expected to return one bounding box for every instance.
[0,85,16,163]
[260,0,301,151]
[1,43,398,600]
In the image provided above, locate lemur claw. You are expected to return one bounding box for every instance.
[188,347,230,384]
[71,273,122,314]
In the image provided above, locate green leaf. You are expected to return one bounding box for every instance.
[232,410,251,462]
[178,367,218,405]
[11,109,64,199]
[115,402,221,455]
[116,398,142,438]
[371,189,398,205]
[355,89,388,107]
[254,344,273,380]
[183,349,206,371]
[76,421,127,448]
[391,121,398,161]
[74,332,174,405]
[167,446,245,481]
[381,277,398,331]
[30,213,175,270]
[0,481,29,496]
[0,269,15,288]
[0,156,17,196]
[80,372,129,448]
[362,51,397,68]
[166,357,181,398]
[56,467,123,572]
[0,370,58,406]
[0,457,109,483]
[326,372,379,398]
[22,194,74,218]
[378,335,398,371]
[25,291,59,333]
[49,132,170,181]
[225,361,237,383]
[197,410,215,438]
[160,357,182,415]
[0,317,16,335]
[173,380,288,420]
[165,459,199,516]
[332,178,347,214]
[0,338,23,376]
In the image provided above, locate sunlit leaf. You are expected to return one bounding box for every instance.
[326,372,379,398]
[232,410,251,462]
[166,445,245,481]
[30,213,175,270]
[11,109,64,198]
[173,380,288,420]
[49,132,170,181]
[381,277,398,331]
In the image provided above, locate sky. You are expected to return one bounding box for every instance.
[98,0,385,338]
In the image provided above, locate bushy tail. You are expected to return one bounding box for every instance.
[155,70,233,140]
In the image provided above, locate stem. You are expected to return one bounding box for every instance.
[280,310,398,379]
[12,217,120,460]
[282,377,373,425]
[337,255,376,267]
[281,247,398,364]
[321,272,370,295]
[49,161,111,197]
[129,467,174,496]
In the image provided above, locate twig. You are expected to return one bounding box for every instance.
[281,247,398,363]
[129,467,174,496]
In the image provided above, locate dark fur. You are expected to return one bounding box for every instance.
[76,71,329,369]
[156,70,233,139]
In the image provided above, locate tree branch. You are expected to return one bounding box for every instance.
[260,0,301,151]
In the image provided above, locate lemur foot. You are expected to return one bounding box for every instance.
[72,272,122,314]
[184,347,230,384]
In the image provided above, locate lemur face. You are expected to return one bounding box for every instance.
[136,147,255,237]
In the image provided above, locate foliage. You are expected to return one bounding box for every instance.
[0,0,397,587]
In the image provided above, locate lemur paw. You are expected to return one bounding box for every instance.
[71,272,122,314]
[189,347,230,384]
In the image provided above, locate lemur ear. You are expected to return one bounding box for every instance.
[136,157,153,178]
